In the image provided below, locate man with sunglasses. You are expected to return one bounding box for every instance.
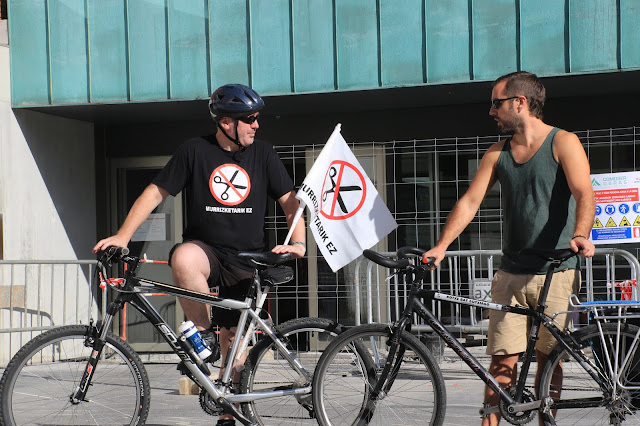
[423,71,595,425]
[94,83,305,426]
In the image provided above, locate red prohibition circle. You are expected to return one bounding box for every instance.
[209,164,251,206]
[320,160,367,220]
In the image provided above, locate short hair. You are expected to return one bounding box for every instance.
[492,71,545,119]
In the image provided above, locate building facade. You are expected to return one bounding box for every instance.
[2,0,640,359]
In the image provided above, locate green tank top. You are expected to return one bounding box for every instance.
[496,127,579,274]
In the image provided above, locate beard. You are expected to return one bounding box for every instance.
[497,114,524,135]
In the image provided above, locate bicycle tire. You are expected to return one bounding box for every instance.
[240,317,344,425]
[538,322,640,425]
[0,324,150,426]
[312,323,446,426]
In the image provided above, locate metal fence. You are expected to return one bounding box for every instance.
[0,260,101,366]
[355,248,640,335]
[2,247,640,366]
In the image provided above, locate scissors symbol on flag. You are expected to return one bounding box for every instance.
[213,170,247,201]
[322,166,362,214]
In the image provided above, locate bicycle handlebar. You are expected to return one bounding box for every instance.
[363,250,411,269]
[363,247,435,270]
[397,246,426,258]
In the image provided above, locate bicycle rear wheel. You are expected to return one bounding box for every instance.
[240,317,344,425]
[538,322,640,425]
[0,324,150,426]
[312,323,446,426]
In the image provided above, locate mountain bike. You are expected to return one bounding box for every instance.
[0,246,344,426]
[312,246,640,425]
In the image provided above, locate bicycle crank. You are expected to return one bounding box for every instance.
[499,387,538,425]
[199,389,225,416]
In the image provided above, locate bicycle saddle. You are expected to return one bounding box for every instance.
[519,248,576,262]
[237,251,294,268]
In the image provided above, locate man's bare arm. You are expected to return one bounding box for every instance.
[93,184,169,253]
[554,131,595,257]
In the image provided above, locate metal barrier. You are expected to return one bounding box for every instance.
[355,248,640,334]
[0,260,100,366]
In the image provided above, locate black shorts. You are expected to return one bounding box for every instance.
[169,240,254,329]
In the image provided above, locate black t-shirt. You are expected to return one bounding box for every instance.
[153,135,294,268]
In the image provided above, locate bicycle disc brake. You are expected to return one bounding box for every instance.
[499,387,537,425]
[199,389,225,416]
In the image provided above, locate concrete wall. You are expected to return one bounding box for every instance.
[0,45,99,365]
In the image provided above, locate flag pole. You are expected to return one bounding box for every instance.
[283,201,306,245]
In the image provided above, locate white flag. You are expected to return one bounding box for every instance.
[296,124,397,272]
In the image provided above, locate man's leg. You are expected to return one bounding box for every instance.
[170,242,212,330]
[217,326,247,424]
[482,353,519,426]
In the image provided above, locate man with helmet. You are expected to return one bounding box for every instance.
[94,84,306,426]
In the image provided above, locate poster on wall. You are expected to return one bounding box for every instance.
[590,171,640,245]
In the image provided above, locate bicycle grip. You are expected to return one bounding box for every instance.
[363,249,411,269]
[106,246,130,257]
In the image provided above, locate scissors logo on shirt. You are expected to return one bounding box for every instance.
[209,164,251,206]
[320,160,366,220]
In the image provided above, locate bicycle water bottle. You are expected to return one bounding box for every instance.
[178,321,212,361]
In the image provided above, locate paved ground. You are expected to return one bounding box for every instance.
[138,346,497,425]
[0,345,520,425]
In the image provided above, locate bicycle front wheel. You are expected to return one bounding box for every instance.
[0,325,150,426]
[312,323,446,426]
[538,322,640,425]
[240,317,344,425]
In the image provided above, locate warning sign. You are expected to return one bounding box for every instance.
[592,171,640,244]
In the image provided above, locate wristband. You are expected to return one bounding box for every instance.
[572,235,587,240]
[291,241,306,249]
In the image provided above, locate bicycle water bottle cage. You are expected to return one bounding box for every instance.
[261,266,294,286]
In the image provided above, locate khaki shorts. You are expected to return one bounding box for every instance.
[486,269,581,356]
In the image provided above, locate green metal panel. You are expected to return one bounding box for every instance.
[379,0,424,86]
[620,0,640,69]
[569,0,618,72]
[425,0,471,83]
[520,0,566,75]
[250,0,292,93]
[292,0,335,92]
[87,0,128,101]
[7,0,640,108]
[335,0,379,90]
[209,0,249,89]
[48,0,89,103]
[128,0,169,99]
[472,0,518,80]
[167,0,209,99]
[8,0,49,105]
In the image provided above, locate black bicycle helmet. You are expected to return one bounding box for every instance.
[209,84,264,120]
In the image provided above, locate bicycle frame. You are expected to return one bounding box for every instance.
[73,257,314,425]
[390,262,612,415]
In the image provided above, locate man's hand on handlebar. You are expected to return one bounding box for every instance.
[569,235,595,258]
[93,234,130,254]
[422,246,445,270]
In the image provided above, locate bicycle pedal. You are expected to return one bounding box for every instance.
[177,360,189,375]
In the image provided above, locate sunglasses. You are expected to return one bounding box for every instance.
[237,115,260,124]
[490,96,518,109]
